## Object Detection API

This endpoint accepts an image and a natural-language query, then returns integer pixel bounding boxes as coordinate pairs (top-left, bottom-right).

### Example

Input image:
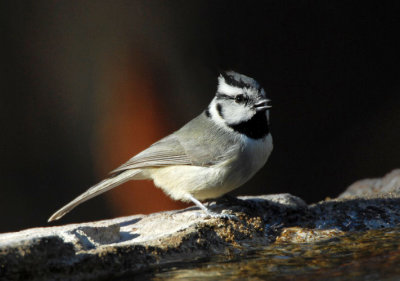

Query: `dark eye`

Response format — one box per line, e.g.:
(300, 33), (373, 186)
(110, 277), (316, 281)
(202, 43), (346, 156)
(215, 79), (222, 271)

(235, 94), (247, 103)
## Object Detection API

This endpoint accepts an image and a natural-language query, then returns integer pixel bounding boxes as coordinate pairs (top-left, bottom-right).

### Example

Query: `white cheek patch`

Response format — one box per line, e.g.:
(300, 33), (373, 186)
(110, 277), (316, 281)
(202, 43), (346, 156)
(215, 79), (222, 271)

(212, 75), (264, 127)
(210, 97), (256, 126)
(223, 104), (255, 125)
(209, 99), (230, 128)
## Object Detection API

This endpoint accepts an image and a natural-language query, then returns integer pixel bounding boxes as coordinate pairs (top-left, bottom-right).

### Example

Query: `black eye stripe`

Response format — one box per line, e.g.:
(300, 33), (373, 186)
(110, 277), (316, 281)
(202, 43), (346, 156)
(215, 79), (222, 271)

(216, 92), (249, 104)
(235, 94), (249, 103)
(216, 93), (234, 100)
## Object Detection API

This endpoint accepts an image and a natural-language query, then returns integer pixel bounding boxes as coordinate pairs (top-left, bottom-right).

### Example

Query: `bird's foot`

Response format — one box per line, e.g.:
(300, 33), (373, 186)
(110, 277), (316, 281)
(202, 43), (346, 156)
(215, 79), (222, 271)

(189, 210), (237, 220)
(185, 193), (237, 220)
(204, 210), (238, 220)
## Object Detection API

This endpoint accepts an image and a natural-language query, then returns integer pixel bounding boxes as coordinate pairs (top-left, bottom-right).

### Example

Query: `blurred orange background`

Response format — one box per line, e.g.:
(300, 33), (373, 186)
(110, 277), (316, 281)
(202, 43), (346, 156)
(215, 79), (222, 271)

(96, 54), (189, 215)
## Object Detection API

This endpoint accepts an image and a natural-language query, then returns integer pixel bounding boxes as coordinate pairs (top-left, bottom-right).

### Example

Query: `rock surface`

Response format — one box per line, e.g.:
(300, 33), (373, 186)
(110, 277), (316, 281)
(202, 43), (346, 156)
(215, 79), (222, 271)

(339, 169), (400, 198)
(1, 170), (400, 281)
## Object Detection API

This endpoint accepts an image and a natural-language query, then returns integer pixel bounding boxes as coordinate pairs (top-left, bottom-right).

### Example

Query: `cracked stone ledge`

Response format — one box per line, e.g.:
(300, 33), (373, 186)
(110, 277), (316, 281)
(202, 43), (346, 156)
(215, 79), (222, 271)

(1, 169), (400, 280)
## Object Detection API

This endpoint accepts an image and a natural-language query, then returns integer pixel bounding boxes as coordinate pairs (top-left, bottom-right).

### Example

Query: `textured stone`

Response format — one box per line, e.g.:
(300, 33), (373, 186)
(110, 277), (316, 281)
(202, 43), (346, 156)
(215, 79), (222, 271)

(275, 227), (345, 243)
(339, 169), (400, 198)
(0, 194), (304, 281)
(1, 170), (400, 280)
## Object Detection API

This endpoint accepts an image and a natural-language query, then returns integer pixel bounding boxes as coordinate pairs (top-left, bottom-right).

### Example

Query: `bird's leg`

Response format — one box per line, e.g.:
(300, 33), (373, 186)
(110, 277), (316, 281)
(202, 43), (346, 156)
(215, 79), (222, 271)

(186, 193), (210, 213)
(186, 194), (236, 220)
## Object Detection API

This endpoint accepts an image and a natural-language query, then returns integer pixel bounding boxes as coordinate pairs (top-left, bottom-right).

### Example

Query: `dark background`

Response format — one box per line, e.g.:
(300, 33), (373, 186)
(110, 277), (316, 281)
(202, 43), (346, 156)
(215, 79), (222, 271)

(2, 1), (400, 232)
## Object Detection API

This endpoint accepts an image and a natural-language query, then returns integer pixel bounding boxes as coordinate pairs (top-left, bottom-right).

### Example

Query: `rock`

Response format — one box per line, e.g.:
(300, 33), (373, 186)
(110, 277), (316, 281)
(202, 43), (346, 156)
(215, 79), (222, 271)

(275, 227), (346, 243)
(0, 194), (305, 281)
(310, 196), (400, 231)
(1, 170), (400, 280)
(239, 193), (308, 209)
(339, 169), (400, 198)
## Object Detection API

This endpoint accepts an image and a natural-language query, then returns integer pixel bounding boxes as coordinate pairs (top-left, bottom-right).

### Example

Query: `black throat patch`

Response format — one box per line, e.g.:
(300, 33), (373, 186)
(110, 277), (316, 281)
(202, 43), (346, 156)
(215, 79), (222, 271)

(229, 111), (269, 139)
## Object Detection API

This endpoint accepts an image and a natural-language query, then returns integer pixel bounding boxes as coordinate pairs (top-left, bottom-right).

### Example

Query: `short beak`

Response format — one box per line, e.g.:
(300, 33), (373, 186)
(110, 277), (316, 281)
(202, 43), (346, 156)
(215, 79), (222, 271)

(254, 99), (272, 112)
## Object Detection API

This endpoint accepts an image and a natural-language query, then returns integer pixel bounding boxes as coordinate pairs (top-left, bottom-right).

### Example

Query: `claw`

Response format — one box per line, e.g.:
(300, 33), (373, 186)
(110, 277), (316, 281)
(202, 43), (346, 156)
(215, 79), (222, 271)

(205, 211), (238, 220)
(186, 194), (237, 220)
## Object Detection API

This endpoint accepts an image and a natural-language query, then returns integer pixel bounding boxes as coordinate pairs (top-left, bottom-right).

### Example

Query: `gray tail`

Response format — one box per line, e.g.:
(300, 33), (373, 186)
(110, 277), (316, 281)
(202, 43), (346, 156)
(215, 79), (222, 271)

(48, 169), (141, 222)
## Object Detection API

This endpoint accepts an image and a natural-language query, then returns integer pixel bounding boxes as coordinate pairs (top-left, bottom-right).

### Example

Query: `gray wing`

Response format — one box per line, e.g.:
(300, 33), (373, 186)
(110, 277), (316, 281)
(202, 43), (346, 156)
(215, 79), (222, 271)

(111, 113), (239, 175)
(49, 113), (240, 222)
(110, 135), (193, 174)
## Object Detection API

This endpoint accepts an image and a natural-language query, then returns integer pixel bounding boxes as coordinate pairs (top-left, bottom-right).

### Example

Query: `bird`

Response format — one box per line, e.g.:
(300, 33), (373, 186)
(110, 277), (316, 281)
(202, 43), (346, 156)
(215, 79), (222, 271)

(48, 71), (273, 222)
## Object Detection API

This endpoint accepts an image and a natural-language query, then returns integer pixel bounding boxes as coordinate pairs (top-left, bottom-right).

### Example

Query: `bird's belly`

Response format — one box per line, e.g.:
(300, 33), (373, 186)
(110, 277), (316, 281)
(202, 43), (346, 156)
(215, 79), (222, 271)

(145, 134), (273, 202)
(145, 164), (237, 201)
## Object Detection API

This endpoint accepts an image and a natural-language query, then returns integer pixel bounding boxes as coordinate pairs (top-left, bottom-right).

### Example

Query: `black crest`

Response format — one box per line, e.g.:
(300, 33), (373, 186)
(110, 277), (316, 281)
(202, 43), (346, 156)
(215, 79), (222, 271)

(220, 71), (260, 90)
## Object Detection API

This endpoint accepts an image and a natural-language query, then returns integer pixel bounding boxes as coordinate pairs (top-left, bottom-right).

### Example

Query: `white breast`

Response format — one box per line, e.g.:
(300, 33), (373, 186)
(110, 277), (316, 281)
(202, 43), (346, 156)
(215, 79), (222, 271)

(144, 133), (273, 202)
(237, 133), (273, 182)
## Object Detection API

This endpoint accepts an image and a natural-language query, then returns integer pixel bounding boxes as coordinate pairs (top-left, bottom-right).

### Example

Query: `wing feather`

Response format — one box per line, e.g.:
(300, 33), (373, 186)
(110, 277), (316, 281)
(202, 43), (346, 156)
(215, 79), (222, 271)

(110, 113), (240, 175)
(110, 135), (192, 174)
